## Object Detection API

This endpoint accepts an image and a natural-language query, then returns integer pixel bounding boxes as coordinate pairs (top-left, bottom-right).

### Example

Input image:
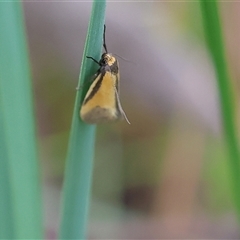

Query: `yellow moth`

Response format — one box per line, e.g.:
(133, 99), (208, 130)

(80, 25), (130, 124)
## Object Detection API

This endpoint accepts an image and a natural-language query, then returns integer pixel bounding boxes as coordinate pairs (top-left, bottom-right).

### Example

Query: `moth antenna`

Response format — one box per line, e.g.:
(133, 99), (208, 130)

(103, 24), (108, 53)
(113, 53), (135, 64)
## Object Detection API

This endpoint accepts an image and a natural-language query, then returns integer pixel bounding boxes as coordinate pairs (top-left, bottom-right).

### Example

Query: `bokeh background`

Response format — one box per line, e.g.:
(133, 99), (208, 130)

(23, 1), (240, 238)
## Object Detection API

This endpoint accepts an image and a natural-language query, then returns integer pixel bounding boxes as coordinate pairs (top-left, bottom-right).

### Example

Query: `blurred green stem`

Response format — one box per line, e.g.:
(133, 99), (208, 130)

(0, 2), (43, 238)
(200, 0), (240, 220)
(0, 116), (14, 239)
(59, 1), (106, 239)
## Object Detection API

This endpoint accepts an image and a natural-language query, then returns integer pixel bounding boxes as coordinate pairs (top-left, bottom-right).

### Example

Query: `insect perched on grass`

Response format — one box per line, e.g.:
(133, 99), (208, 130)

(80, 25), (130, 124)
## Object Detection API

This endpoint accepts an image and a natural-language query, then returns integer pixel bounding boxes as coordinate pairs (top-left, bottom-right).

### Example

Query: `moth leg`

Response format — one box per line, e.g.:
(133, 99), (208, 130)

(86, 56), (101, 66)
(114, 86), (130, 124)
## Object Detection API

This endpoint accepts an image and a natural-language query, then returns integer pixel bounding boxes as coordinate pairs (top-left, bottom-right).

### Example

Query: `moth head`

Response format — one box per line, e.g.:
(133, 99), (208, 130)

(100, 53), (116, 66)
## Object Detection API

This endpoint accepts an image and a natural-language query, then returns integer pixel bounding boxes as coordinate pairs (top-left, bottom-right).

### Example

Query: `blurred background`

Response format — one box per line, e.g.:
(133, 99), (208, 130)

(23, 1), (240, 239)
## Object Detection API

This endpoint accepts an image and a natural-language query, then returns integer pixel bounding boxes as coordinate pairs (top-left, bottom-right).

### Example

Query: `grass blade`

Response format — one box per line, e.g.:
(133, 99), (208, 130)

(200, 0), (240, 220)
(0, 2), (43, 238)
(0, 116), (14, 239)
(59, 0), (106, 238)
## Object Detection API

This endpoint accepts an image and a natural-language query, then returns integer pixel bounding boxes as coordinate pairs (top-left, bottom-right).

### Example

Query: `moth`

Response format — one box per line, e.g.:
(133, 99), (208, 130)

(80, 25), (130, 124)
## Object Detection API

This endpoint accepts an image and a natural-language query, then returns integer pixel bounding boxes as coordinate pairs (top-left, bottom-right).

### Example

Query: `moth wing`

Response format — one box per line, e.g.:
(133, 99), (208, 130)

(80, 71), (118, 123)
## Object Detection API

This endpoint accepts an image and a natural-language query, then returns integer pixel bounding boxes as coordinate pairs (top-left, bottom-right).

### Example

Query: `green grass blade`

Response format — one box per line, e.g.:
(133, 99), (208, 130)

(59, 0), (106, 238)
(0, 116), (14, 239)
(200, 0), (240, 220)
(0, 2), (43, 238)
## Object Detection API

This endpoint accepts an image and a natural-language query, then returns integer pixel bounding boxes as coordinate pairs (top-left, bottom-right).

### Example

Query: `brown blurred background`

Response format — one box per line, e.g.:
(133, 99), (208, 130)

(23, 1), (240, 239)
